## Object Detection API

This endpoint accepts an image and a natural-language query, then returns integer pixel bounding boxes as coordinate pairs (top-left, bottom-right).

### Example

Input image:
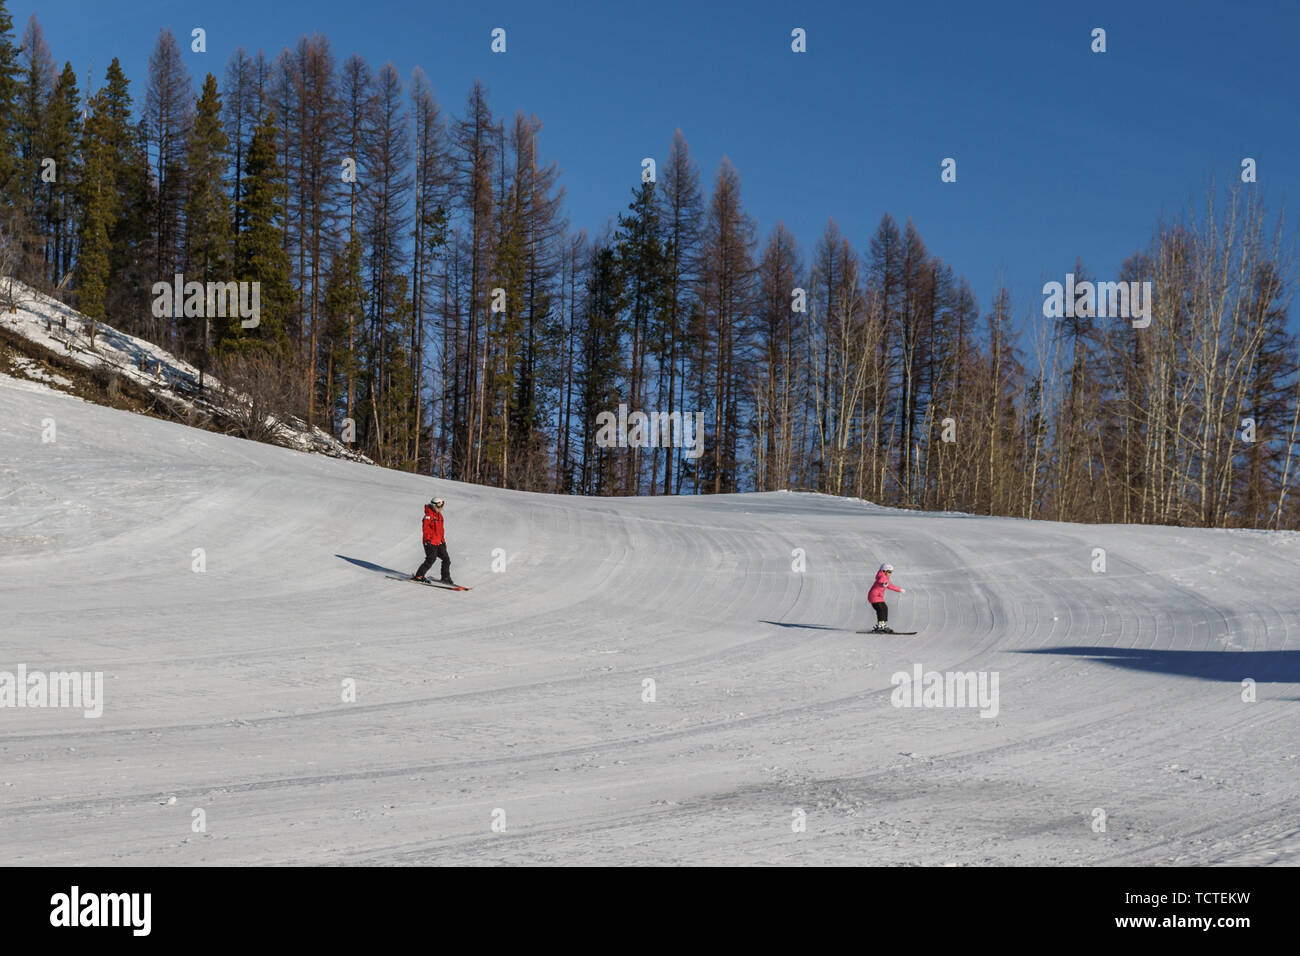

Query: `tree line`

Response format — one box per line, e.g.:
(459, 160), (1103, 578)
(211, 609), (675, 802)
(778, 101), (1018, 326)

(0, 7), (1296, 528)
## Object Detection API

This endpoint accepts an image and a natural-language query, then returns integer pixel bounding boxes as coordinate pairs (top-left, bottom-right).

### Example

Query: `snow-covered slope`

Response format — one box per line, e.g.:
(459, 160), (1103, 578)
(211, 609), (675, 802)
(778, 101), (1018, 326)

(2, 376), (1298, 866)
(0, 277), (367, 462)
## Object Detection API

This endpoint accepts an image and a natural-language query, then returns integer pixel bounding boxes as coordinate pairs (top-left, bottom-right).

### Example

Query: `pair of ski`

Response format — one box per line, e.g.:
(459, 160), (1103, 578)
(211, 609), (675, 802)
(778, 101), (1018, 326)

(386, 574), (472, 591)
(856, 628), (917, 635)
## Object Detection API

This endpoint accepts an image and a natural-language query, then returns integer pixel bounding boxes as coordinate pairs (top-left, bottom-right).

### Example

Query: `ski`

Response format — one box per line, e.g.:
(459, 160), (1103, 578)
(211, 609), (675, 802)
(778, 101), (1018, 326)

(856, 629), (917, 635)
(385, 574), (472, 591)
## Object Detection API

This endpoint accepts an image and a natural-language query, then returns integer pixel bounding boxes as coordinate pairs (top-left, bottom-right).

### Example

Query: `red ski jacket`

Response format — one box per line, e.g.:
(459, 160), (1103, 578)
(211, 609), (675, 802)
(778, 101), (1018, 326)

(868, 570), (901, 603)
(422, 505), (445, 546)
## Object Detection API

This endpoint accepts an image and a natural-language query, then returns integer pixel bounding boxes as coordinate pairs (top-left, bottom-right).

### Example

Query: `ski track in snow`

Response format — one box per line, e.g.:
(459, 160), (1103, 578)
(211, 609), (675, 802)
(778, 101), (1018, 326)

(2, 378), (1299, 866)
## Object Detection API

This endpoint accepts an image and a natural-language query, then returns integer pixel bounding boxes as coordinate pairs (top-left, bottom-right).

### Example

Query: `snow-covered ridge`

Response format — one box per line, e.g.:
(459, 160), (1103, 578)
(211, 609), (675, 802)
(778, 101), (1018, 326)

(0, 276), (370, 463)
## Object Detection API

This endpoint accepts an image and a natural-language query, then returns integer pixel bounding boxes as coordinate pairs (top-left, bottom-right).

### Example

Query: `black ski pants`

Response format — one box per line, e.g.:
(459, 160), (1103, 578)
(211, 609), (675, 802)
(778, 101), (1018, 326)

(417, 542), (451, 582)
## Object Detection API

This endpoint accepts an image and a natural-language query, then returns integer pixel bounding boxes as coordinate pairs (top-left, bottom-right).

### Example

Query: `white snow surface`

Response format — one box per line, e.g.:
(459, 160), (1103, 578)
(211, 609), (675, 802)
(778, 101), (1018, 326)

(3, 377), (1300, 866)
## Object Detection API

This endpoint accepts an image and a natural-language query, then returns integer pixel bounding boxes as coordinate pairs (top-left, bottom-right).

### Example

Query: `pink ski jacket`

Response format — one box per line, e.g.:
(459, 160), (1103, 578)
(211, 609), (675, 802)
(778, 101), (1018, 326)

(868, 570), (901, 603)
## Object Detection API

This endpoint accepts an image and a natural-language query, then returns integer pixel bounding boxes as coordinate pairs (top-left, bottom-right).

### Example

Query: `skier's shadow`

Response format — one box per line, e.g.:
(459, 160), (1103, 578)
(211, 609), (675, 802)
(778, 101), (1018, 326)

(760, 620), (842, 631)
(336, 554), (407, 577)
(1022, 646), (1300, 685)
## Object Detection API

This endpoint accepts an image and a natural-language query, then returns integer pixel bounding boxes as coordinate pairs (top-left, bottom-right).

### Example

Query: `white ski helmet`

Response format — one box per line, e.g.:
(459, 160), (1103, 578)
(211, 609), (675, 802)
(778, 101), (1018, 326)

(879, 563), (894, 573)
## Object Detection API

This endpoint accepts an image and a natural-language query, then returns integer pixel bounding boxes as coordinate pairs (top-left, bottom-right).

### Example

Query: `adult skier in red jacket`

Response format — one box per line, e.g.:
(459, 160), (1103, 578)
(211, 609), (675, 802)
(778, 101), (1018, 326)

(868, 563), (904, 632)
(413, 497), (454, 584)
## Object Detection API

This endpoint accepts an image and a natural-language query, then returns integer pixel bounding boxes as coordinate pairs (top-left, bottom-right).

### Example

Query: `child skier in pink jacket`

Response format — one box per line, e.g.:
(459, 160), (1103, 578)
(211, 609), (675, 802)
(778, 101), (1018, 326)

(868, 563), (904, 633)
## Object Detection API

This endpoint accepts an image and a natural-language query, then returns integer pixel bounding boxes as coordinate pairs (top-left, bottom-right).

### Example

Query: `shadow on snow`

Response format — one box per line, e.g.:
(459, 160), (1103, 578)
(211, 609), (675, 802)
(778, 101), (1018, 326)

(759, 620), (843, 631)
(1021, 646), (1300, 683)
(336, 553), (408, 577)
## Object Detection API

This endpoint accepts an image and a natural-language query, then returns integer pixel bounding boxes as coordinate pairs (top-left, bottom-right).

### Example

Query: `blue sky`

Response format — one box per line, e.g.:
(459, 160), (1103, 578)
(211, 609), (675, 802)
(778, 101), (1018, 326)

(18, 0), (1300, 325)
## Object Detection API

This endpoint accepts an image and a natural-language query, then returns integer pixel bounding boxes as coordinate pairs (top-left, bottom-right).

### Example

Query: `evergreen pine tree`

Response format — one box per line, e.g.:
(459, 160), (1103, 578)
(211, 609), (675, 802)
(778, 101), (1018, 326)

(184, 73), (232, 381)
(227, 111), (291, 355)
(323, 227), (366, 436)
(100, 58), (153, 333)
(578, 242), (625, 494)
(0, 0), (22, 207)
(40, 62), (81, 287)
(15, 16), (54, 283)
(186, 75), (231, 275)
(615, 179), (670, 493)
(75, 88), (116, 329)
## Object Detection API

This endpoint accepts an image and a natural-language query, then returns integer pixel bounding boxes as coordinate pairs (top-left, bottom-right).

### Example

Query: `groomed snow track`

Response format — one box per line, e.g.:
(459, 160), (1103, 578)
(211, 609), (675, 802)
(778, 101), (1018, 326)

(3, 378), (1298, 865)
